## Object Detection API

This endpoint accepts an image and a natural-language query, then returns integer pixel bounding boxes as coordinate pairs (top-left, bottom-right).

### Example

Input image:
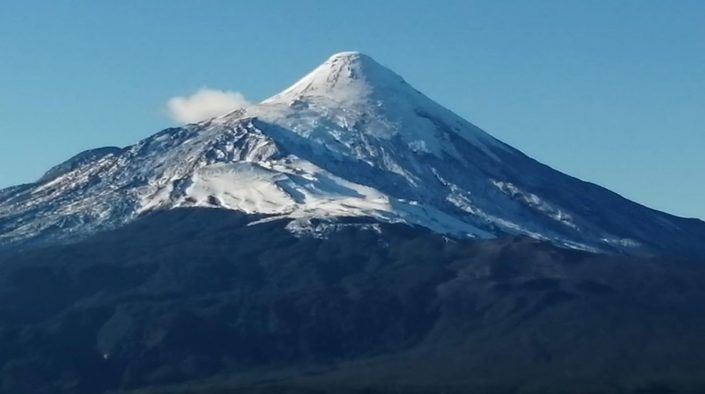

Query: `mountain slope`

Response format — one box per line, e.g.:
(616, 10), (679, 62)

(1, 51), (704, 257)
(1, 209), (705, 394)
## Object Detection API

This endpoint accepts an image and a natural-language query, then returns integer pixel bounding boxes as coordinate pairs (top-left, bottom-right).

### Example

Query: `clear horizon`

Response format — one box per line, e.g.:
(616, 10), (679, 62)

(1, 1), (704, 219)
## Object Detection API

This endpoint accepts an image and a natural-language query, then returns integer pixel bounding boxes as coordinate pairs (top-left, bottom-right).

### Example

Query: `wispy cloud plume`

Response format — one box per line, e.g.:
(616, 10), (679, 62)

(166, 88), (249, 124)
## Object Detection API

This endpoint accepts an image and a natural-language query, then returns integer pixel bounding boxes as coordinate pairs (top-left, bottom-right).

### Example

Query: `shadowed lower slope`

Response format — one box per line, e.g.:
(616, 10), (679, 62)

(1, 208), (705, 393)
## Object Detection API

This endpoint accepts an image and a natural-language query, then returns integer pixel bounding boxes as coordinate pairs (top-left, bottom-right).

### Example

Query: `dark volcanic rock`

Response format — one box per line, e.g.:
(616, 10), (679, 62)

(0, 209), (705, 393)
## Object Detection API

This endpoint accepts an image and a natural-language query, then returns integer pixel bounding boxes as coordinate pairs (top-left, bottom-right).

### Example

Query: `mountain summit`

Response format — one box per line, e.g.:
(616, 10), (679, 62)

(264, 51), (403, 101)
(1, 52), (704, 257)
(258, 51), (498, 154)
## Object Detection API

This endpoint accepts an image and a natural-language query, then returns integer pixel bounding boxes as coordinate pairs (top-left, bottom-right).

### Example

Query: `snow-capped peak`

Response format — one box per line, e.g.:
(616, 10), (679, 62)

(2, 52), (705, 258)
(263, 51), (410, 104)
(252, 51), (499, 160)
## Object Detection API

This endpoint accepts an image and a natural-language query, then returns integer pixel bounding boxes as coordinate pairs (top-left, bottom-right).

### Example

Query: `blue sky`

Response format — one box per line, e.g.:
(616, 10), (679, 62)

(1, 0), (703, 219)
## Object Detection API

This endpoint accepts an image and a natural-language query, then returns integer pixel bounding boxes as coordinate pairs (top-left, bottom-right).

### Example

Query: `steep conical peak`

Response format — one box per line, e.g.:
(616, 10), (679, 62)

(3, 50), (705, 260)
(263, 51), (409, 104)
(251, 51), (499, 158)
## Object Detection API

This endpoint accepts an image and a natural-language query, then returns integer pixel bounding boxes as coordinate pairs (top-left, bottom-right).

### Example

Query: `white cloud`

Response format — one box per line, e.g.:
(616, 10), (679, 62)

(166, 88), (249, 124)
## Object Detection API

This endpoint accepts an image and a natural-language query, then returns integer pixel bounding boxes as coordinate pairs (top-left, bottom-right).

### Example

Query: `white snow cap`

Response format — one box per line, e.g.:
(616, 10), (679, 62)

(4, 49), (694, 258)
(264, 51), (411, 104)
(255, 50), (497, 156)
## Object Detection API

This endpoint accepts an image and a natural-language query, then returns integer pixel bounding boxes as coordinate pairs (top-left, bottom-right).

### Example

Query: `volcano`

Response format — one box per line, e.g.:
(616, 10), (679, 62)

(2, 52), (703, 257)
